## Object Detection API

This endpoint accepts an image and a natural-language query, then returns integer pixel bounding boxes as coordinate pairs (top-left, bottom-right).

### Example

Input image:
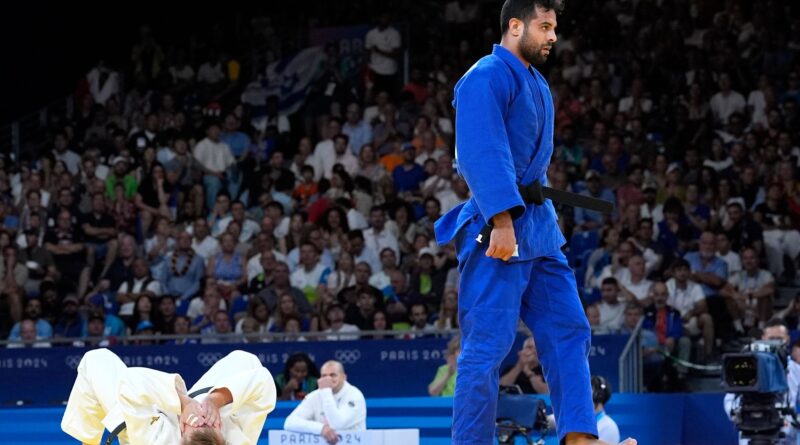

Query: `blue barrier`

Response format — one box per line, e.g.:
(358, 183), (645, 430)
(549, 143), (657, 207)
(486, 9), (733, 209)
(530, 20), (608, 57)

(0, 394), (738, 445)
(0, 336), (628, 404)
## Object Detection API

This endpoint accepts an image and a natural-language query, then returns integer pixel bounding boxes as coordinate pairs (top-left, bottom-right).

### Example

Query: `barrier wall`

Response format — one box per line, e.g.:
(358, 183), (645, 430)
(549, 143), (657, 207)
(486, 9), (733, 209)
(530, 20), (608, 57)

(0, 335), (628, 404)
(0, 394), (738, 445)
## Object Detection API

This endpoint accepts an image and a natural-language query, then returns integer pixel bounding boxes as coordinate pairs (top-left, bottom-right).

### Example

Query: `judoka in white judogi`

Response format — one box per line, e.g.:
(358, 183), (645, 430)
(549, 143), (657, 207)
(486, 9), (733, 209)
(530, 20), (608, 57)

(61, 349), (276, 445)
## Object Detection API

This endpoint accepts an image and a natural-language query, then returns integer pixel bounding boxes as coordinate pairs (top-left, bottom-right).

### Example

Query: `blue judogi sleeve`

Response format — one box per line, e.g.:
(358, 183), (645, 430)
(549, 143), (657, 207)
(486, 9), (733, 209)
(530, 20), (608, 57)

(454, 65), (525, 223)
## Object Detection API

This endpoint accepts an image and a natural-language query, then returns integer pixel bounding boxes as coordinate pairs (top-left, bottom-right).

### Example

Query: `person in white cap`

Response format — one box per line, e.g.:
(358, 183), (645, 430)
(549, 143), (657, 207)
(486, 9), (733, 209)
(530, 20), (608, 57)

(61, 349), (275, 445)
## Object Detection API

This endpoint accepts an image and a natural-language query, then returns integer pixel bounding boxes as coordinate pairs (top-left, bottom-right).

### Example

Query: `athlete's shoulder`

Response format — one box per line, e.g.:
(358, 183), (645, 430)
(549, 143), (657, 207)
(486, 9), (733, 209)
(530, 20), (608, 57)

(461, 54), (512, 82)
(456, 54), (514, 97)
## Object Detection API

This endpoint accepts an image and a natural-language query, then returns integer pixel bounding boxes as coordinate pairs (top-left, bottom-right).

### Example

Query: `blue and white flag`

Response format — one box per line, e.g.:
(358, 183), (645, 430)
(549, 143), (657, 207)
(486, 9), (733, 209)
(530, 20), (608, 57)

(264, 46), (327, 115)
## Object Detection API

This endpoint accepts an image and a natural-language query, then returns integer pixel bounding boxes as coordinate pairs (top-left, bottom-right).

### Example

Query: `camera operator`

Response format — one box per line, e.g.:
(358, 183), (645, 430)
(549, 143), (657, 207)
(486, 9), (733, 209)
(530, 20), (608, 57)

(724, 319), (800, 444)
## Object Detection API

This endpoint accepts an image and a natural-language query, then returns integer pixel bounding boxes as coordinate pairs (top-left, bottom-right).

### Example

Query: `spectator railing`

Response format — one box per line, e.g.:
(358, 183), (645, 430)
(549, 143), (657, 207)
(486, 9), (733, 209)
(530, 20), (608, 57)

(0, 95), (73, 162)
(618, 318), (644, 393)
(0, 328), (461, 347)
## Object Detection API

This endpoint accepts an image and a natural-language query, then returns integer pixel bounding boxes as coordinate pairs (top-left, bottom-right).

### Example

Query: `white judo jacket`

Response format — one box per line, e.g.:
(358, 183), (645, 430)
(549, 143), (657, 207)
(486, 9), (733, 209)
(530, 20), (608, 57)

(61, 349), (276, 445)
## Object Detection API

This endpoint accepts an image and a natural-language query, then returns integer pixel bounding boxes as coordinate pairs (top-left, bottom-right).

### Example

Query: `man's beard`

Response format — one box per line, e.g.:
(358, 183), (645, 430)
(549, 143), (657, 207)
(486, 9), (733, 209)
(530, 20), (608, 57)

(519, 28), (551, 65)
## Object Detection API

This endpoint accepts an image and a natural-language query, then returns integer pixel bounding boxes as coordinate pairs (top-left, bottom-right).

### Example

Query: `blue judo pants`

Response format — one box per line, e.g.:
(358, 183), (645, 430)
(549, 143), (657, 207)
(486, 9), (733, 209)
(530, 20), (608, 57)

(453, 224), (597, 444)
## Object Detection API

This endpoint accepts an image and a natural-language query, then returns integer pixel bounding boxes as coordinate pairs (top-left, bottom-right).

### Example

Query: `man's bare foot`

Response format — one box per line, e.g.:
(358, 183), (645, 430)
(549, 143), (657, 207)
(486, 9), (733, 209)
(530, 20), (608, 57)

(564, 432), (637, 445)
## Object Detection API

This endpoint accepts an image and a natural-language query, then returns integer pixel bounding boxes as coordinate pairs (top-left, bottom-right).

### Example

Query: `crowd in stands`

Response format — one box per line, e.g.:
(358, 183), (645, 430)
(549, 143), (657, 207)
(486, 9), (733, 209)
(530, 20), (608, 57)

(2, 0), (800, 393)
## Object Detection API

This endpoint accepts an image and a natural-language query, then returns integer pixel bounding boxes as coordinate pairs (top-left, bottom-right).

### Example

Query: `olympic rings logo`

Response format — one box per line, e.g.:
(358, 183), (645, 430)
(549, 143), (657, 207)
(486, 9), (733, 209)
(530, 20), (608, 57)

(334, 350), (361, 364)
(196, 352), (224, 367)
(65, 355), (82, 370)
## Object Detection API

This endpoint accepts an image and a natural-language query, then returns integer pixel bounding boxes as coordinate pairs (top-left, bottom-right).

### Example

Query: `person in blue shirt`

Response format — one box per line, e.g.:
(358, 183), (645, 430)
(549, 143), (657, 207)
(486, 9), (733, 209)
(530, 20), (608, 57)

(392, 144), (427, 193)
(434, 2), (632, 444)
(575, 170), (616, 232)
(53, 294), (85, 339)
(220, 114), (251, 158)
(8, 297), (52, 340)
(162, 231), (206, 315)
(642, 282), (689, 391)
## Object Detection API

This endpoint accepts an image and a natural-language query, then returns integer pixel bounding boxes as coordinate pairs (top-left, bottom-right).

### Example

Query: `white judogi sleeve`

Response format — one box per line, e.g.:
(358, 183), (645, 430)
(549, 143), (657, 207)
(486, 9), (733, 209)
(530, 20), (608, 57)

(190, 350), (277, 445)
(118, 367), (186, 445)
(61, 349), (130, 445)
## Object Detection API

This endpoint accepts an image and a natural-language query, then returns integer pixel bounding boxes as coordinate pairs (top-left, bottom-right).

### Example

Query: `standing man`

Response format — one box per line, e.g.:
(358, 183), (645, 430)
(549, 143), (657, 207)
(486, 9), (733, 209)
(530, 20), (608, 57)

(434, 2), (634, 444)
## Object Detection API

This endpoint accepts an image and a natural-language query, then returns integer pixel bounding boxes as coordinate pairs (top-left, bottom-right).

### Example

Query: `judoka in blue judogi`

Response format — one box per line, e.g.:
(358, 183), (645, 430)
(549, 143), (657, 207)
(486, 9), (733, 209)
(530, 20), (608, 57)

(434, 5), (599, 444)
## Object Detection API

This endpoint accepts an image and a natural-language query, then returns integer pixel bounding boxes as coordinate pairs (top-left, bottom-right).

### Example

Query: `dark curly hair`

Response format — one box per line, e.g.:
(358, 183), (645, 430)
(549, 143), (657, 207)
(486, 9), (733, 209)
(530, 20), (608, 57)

(500, 0), (565, 35)
(282, 352), (320, 379)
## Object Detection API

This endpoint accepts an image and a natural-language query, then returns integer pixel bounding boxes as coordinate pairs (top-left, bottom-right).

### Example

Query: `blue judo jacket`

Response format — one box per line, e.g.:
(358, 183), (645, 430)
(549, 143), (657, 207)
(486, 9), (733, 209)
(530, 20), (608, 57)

(434, 44), (565, 261)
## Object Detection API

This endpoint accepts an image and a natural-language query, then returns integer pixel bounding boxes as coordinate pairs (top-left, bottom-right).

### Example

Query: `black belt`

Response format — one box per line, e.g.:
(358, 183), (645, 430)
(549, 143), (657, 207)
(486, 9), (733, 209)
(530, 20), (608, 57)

(104, 386), (213, 445)
(475, 181), (614, 244)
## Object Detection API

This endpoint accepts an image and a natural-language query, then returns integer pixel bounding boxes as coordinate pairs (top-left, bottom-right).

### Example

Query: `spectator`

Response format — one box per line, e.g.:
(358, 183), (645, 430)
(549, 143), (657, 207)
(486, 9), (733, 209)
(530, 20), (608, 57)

(365, 13), (402, 95)
(187, 285), (227, 324)
(206, 232), (246, 301)
(715, 231), (742, 283)
(80, 192), (118, 278)
(271, 293), (311, 333)
(234, 297), (274, 335)
(499, 336), (549, 394)
(666, 259), (715, 360)
(52, 131), (82, 176)
(325, 251), (357, 297)
(363, 206), (399, 258)
(342, 103), (373, 158)
(53, 294), (84, 339)
(7, 318), (51, 348)
(347, 231), (380, 275)
(284, 360), (367, 441)
(193, 121), (239, 211)
(616, 255), (653, 305)
(407, 302), (435, 338)
(369, 247), (399, 295)
(721, 198), (764, 255)
(575, 170), (615, 231)
(44, 209), (90, 296)
(126, 293), (157, 336)
(392, 144), (426, 193)
(255, 260), (311, 316)
(710, 73), (746, 127)
(290, 242), (331, 305)
(754, 183), (800, 280)
(8, 297), (52, 341)
(726, 247), (776, 334)
(275, 352), (319, 401)
(322, 304), (360, 340)
(684, 231), (730, 336)
(167, 315), (197, 345)
(116, 258), (162, 319)
(154, 295), (177, 335)
(343, 289), (380, 331)
(593, 278), (625, 334)
(201, 310), (233, 344)
(191, 217), (220, 264)
(162, 231), (205, 313)
(134, 163), (172, 233)
(642, 282), (690, 386)
(434, 289), (458, 330)
(429, 335), (460, 396)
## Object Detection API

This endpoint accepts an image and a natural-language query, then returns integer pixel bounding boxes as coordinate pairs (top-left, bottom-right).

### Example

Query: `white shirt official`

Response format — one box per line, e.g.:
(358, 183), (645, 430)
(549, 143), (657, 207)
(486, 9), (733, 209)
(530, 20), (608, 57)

(284, 381), (367, 435)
